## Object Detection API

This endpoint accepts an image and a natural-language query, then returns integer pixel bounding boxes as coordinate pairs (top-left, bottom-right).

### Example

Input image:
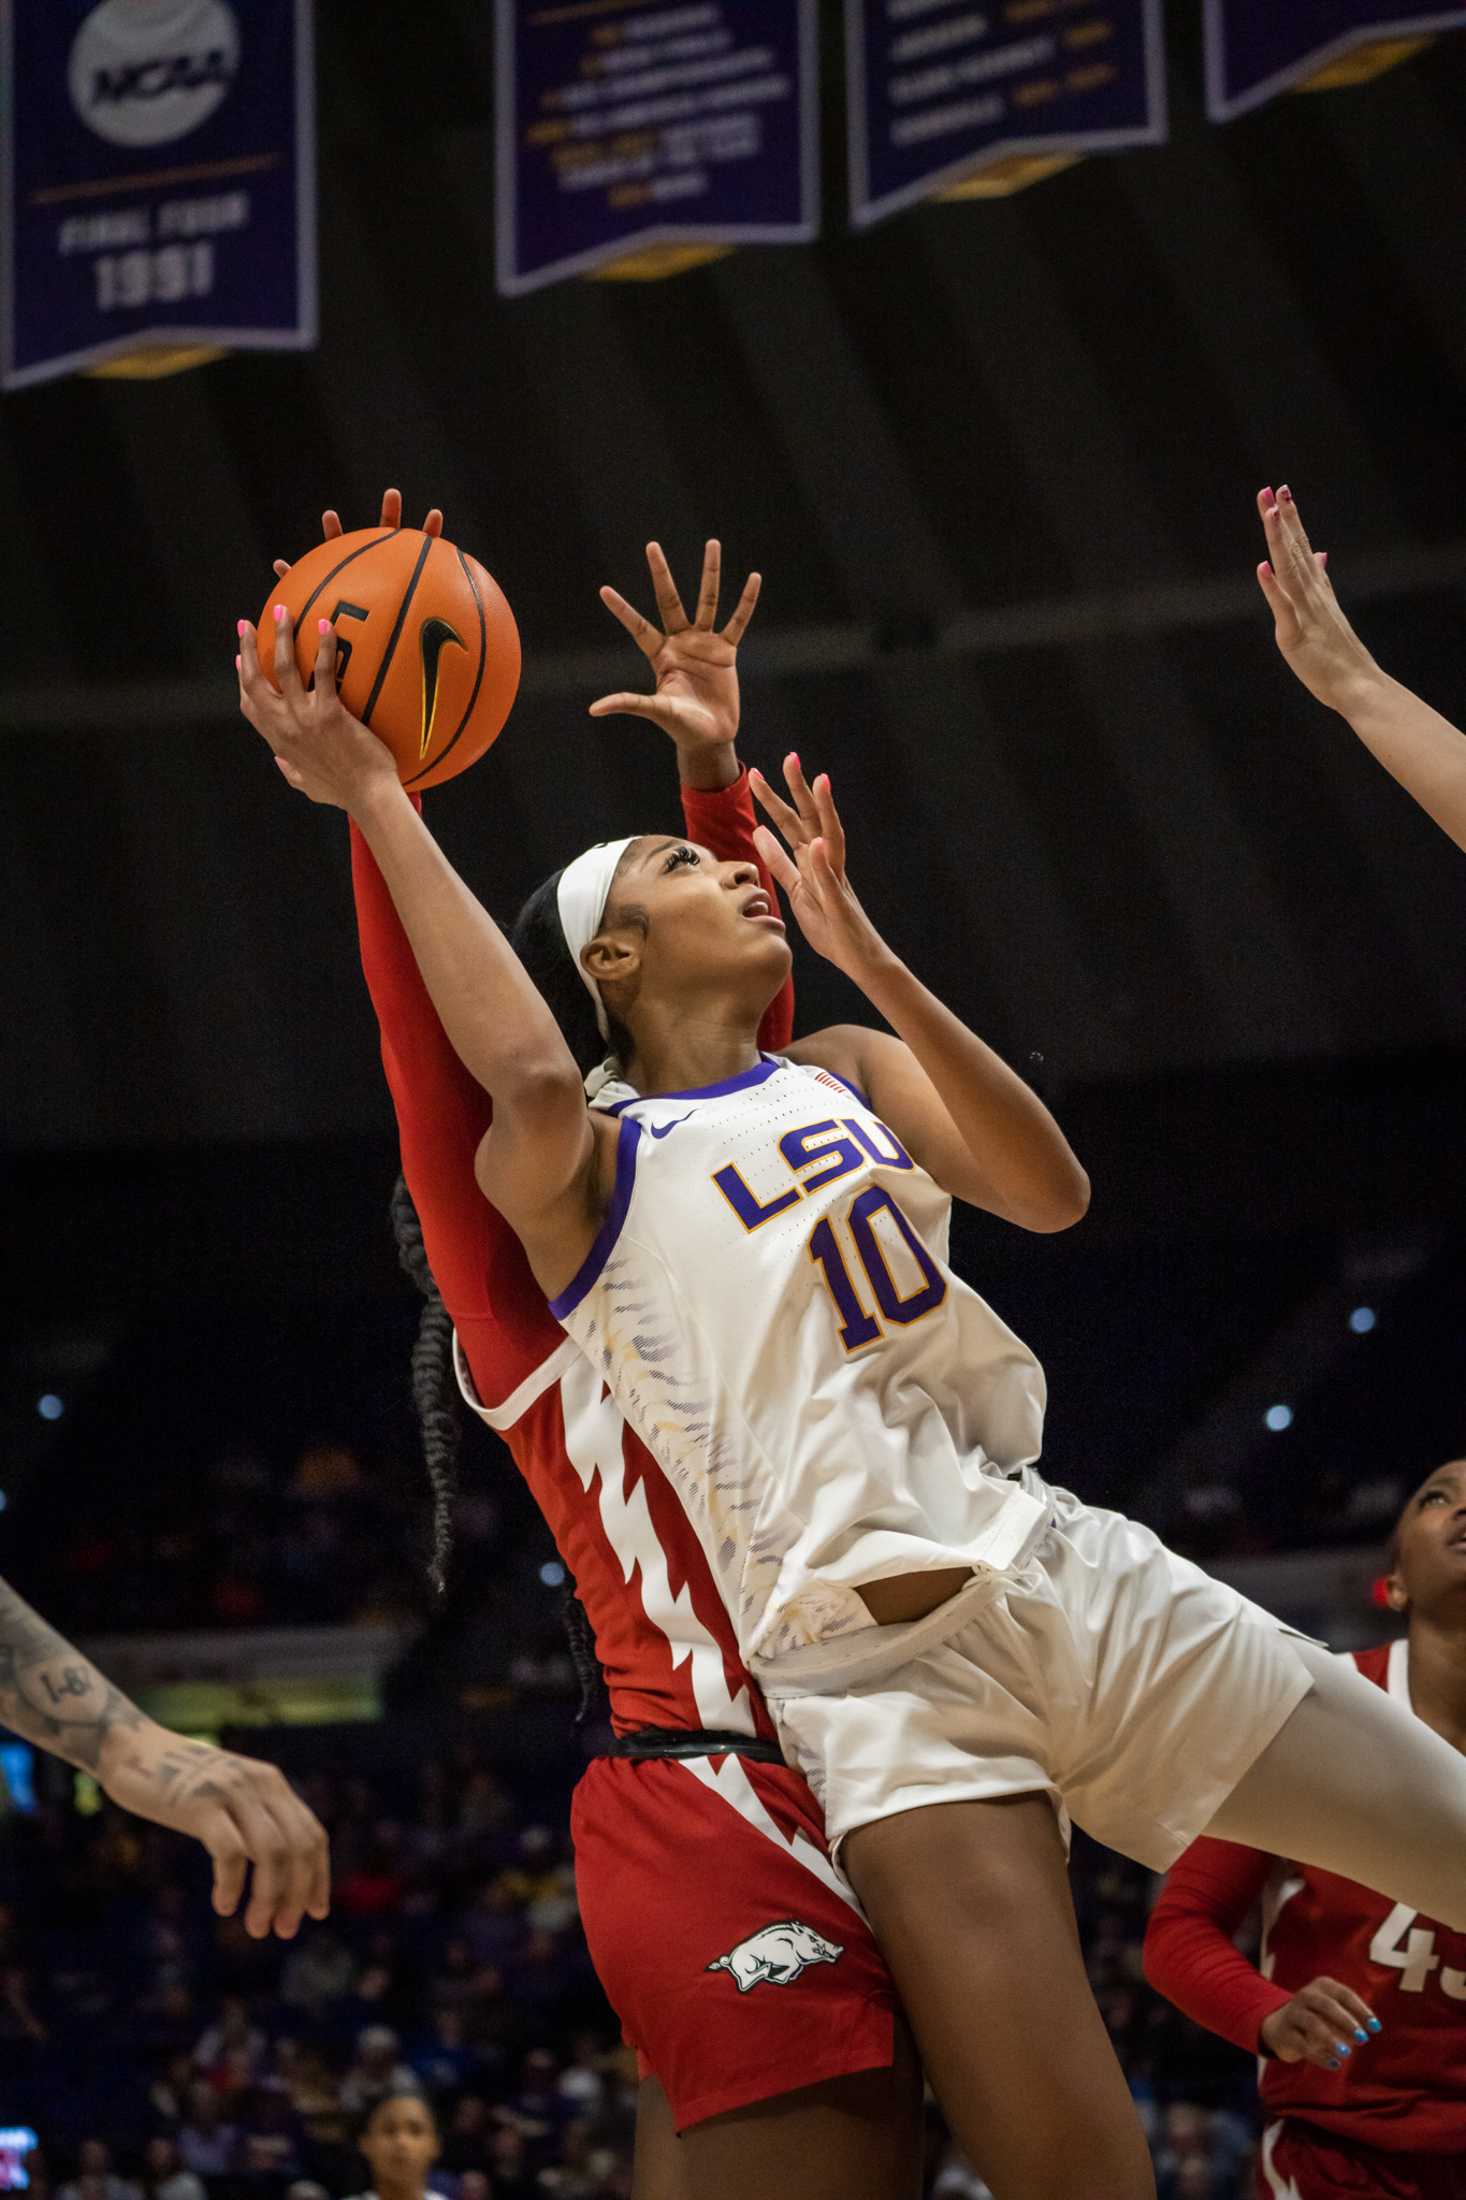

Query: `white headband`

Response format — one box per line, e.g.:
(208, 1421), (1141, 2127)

(556, 836), (638, 1043)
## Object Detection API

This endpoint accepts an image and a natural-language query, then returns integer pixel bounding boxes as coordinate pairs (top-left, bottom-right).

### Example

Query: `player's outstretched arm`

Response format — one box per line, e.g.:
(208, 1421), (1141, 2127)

(1258, 485), (1466, 856)
(594, 537), (793, 1051)
(1144, 1835), (1378, 2071)
(237, 614), (608, 1296)
(752, 758), (1088, 1234)
(0, 1572), (329, 1940)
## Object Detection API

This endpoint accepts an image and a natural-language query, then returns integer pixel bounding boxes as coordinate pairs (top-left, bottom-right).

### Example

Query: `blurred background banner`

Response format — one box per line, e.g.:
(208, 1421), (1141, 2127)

(1204, 1), (1466, 122)
(1, 0), (316, 391)
(845, 0), (1167, 228)
(493, 0), (819, 296)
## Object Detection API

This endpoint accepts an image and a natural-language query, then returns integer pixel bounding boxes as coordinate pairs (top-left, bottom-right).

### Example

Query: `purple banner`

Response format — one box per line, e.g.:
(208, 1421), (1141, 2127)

(2, 0), (315, 391)
(846, 0), (1167, 230)
(1205, 1), (1466, 121)
(495, 0), (818, 297)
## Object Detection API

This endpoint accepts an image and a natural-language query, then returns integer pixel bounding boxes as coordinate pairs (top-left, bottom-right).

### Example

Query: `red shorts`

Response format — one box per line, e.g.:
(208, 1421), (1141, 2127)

(571, 1751), (898, 2131)
(1258, 2120), (1466, 2199)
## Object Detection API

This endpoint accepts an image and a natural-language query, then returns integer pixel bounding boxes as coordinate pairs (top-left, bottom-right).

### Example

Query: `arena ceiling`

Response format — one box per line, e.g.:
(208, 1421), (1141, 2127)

(4, 3), (1466, 1152)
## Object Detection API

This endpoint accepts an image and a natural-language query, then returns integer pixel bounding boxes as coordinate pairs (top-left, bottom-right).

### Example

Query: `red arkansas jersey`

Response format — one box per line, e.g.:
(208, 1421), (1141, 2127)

(350, 776), (793, 1740)
(1146, 1642), (1466, 2155)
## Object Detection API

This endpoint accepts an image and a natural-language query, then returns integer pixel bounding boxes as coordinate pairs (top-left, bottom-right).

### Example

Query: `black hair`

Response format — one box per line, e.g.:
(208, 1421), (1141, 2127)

(509, 864), (638, 1078)
(389, 1174), (607, 1722)
(351, 2086), (436, 2147)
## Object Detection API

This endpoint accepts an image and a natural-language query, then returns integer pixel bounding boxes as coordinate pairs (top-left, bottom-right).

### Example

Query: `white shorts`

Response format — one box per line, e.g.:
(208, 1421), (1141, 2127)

(765, 1476), (1316, 1872)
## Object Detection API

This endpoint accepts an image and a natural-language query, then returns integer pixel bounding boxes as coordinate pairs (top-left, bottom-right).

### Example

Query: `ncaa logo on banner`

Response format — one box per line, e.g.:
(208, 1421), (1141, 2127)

(68, 0), (241, 149)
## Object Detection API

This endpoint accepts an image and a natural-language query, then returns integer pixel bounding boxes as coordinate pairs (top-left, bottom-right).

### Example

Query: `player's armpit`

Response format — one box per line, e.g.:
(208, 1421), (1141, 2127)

(473, 1100), (612, 1303)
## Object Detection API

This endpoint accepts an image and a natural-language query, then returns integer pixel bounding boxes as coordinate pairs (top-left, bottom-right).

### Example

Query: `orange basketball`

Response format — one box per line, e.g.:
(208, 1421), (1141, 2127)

(258, 526), (520, 790)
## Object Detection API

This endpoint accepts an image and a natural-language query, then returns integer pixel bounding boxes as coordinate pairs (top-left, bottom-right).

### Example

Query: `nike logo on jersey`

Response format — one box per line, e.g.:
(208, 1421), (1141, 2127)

(648, 1115), (693, 1139)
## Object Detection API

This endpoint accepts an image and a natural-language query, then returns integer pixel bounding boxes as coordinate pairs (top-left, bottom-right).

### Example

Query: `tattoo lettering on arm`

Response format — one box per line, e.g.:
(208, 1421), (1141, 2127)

(0, 1575), (146, 1773)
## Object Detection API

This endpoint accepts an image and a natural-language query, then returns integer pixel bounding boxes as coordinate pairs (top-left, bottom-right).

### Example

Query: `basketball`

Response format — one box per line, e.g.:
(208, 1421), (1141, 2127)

(257, 525), (520, 790)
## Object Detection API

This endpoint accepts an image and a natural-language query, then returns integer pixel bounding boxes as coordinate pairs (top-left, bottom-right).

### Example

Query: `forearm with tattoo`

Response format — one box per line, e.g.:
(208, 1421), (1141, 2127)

(0, 1574), (146, 1772)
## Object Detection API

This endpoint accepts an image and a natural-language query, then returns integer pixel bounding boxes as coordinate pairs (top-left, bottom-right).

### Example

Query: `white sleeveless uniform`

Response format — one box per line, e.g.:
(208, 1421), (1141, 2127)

(553, 1053), (1316, 1868)
(550, 1053), (1049, 1675)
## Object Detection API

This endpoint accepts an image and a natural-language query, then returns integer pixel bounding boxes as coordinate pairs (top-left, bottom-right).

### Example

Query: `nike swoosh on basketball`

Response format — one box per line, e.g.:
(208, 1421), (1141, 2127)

(418, 615), (466, 759)
(649, 1115), (693, 1139)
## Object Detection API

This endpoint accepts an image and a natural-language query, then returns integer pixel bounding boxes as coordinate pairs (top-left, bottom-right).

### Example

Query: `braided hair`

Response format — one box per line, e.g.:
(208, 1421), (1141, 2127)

(389, 1172), (607, 1722)
(390, 1174), (460, 1597)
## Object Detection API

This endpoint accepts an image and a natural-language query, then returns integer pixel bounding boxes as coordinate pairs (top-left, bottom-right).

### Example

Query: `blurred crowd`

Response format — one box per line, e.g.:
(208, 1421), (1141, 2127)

(0, 1740), (1267, 2199)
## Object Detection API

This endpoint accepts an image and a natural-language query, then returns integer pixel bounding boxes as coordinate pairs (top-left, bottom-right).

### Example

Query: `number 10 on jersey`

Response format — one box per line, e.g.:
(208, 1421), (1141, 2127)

(808, 1187), (947, 1353)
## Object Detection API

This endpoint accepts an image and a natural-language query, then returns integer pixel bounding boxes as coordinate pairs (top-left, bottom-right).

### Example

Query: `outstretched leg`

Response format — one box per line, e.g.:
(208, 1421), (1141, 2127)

(1206, 1637), (1466, 1928)
(843, 1794), (1155, 2200)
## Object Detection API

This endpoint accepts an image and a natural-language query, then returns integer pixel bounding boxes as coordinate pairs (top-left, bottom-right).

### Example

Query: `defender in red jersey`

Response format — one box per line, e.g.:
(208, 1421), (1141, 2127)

(1145, 1457), (1466, 2199)
(339, 511), (916, 2196)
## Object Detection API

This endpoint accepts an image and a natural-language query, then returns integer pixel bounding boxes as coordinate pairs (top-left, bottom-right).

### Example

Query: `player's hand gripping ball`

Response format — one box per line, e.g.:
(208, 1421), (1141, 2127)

(257, 525), (520, 789)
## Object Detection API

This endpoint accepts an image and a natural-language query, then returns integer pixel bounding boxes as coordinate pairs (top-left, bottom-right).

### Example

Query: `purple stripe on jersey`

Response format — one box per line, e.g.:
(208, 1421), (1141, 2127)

(549, 1115), (643, 1320)
(603, 1055), (781, 1115)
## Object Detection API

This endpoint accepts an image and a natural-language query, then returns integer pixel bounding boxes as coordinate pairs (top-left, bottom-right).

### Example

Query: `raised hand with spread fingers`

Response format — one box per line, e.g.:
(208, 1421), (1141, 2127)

(1255, 483), (1466, 857)
(591, 539), (760, 791)
(748, 754), (884, 982)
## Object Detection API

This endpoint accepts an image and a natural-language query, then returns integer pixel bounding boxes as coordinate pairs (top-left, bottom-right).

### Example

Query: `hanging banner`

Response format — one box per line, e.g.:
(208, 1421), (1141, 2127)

(846, 0), (1167, 229)
(1, 0), (316, 391)
(1205, 3), (1466, 121)
(496, 0), (818, 296)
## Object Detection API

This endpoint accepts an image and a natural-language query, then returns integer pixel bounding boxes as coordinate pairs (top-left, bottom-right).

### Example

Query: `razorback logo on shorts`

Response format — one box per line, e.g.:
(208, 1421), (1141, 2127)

(706, 1919), (845, 1992)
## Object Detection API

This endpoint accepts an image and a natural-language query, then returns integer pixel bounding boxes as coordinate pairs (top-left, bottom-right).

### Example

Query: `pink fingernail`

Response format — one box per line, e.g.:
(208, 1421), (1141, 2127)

(1261, 487), (1275, 508)
(236, 617), (247, 637)
(1259, 561), (1273, 579)
(234, 653), (242, 671)
(274, 603), (287, 624)
(1319, 552), (1329, 569)
(317, 617), (330, 635)
(1279, 484), (1293, 503)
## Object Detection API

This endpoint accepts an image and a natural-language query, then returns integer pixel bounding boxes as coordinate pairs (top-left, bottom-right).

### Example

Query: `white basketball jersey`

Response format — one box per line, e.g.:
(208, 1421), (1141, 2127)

(549, 1053), (1051, 1682)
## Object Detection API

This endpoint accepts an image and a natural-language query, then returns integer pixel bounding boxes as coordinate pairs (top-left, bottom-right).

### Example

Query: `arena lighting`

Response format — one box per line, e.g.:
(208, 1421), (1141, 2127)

(1348, 1305), (1378, 1334)
(539, 1559), (567, 1588)
(35, 1393), (62, 1421)
(1264, 1404), (1294, 1432)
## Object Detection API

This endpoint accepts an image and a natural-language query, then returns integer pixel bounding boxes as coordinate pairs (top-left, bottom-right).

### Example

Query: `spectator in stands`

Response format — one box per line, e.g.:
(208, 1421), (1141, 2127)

(409, 2006), (480, 2098)
(342, 2090), (448, 2200)
(340, 2026), (418, 2118)
(279, 1927), (356, 2018)
(138, 2136), (203, 2200)
(194, 1993), (267, 2087)
(56, 2141), (139, 2200)
(439, 2096), (490, 2175)
(145, 2051), (197, 2128)
(176, 2081), (240, 2179)
(236, 2086), (304, 2182)
(487, 2127), (535, 2200)
(535, 2119), (618, 2198)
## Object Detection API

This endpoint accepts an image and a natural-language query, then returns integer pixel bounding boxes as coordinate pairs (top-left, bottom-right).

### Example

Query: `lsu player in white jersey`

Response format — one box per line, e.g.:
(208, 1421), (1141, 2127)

(240, 565), (1466, 2200)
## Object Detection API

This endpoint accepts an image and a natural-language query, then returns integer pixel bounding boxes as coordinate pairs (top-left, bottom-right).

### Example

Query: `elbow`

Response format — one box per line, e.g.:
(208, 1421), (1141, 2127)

(1022, 1163), (1091, 1235)
(498, 1054), (586, 1118)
